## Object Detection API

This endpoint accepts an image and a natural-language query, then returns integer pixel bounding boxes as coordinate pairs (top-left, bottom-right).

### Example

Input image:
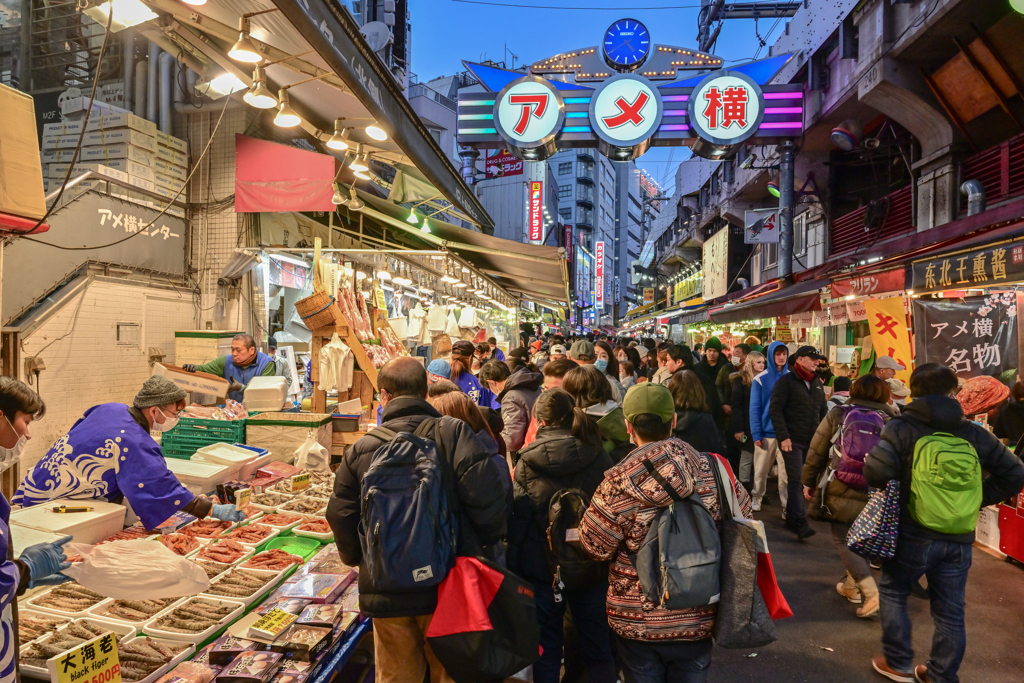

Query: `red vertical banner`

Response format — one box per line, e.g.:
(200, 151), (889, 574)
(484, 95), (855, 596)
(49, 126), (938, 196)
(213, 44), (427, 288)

(529, 181), (543, 241)
(595, 240), (605, 306)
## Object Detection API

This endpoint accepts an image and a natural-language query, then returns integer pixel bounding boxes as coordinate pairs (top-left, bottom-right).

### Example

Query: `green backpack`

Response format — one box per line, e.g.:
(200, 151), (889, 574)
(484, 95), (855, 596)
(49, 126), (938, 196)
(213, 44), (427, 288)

(909, 432), (983, 535)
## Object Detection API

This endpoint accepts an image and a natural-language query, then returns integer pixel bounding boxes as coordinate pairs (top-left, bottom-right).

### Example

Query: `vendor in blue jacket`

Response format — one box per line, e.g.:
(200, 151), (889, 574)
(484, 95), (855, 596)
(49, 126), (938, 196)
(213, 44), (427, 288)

(182, 333), (274, 402)
(748, 340), (790, 513)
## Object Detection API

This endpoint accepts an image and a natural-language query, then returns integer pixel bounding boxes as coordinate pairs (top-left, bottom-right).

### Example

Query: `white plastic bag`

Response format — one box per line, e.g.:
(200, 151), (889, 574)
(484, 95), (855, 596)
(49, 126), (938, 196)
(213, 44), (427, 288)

(294, 431), (329, 471)
(62, 539), (210, 599)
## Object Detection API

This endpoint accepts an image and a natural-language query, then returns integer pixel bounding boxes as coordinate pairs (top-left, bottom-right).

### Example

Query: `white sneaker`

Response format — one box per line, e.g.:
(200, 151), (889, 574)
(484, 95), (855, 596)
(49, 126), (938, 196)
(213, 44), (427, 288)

(781, 510), (787, 520)
(752, 498), (762, 512)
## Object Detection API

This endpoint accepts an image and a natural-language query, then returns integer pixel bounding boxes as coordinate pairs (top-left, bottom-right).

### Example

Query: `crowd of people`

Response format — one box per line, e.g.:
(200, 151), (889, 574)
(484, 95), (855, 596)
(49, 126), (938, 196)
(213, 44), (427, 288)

(324, 330), (1024, 683)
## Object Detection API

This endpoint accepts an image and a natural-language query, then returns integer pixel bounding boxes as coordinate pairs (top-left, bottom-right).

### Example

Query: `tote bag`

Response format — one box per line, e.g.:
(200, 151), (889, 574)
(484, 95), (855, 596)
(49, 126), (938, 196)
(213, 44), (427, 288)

(847, 480), (900, 560)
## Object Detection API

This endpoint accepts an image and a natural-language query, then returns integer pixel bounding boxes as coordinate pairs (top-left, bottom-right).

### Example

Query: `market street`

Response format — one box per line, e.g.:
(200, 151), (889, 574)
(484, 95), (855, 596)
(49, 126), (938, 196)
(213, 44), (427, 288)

(709, 497), (1024, 682)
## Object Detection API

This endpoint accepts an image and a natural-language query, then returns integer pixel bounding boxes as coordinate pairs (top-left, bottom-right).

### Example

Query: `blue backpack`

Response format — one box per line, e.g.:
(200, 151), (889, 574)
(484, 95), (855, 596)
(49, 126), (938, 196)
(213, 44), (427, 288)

(359, 418), (458, 591)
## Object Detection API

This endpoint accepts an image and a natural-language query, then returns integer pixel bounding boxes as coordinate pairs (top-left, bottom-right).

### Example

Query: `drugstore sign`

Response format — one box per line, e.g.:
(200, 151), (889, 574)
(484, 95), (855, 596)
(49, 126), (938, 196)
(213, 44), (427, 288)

(528, 181), (543, 242)
(595, 241), (605, 306)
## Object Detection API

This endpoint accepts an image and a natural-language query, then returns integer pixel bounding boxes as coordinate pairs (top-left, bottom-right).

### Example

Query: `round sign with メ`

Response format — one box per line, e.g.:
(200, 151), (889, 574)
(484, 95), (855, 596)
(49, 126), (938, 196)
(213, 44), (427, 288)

(493, 76), (565, 158)
(687, 70), (765, 146)
(589, 73), (663, 155)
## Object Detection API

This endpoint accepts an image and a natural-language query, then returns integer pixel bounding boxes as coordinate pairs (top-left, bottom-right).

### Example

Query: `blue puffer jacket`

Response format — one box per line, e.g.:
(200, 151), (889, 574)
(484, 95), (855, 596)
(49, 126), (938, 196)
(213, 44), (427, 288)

(749, 341), (788, 442)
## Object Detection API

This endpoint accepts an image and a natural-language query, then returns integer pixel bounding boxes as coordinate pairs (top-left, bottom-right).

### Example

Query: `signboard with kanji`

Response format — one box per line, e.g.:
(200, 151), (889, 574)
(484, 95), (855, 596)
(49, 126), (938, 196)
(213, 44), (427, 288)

(911, 240), (1024, 294)
(673, 277), (701, 303)
(863, 297), (914, 384)
(913, 294), (1020, 384)
(47, 631), (121, 683)
(703, 226), (729, 300)
(643, 287), (654, 304)
(744, 207), (779, 244)
(832, 267), (906, 298)
(687, 71), (765, 146)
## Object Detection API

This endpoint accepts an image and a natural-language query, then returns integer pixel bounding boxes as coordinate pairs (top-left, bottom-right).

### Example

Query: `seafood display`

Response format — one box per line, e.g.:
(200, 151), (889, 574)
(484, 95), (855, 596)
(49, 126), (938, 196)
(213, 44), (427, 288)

(239, 507), (261, 520)
(21, 621), (129, 666)
(205, 569), (275, 599)
(160, 528), (200, 556)
(18, 614), (70, 645)
(150, 598), (238, 634)
(119, 638), (191, 682)
(98, 597), (178, 622)
(252, 492), (292, 506)
(190, 520), (232, 539)
(259, 513), (303, 527)
(242, 550), (303, 571)
(30, 582), (106, 613)
(308, 485), (332, 498)
(155, 661), (216, 683)
(103, 525), (155, 543)
(280, 497), (326, 515)
(183, 400), (247, 421)
(304, 470), (334, 486)
(220, 524), (275, 544)
(286, 628), (326, 645)
(266, 480), (299, 495)
(191, 559), (230, 580)
(296, 519), (331, 534)
(197, 540), (248, 564)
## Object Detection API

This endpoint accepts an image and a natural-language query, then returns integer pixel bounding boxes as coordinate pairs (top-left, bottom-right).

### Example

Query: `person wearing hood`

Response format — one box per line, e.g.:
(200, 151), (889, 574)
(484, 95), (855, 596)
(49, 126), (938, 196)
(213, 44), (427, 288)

(828, 376), (852, 410)
(479, 359), (543, 462)
(594, 340), (626, 405)
(864, 363), (1024, 683)
(432, 390), (512, 492)
(449, 340), (498, 410)
(563, 365), (633, 463)
(507, 389), (616, 683)
(667, 370), (726, 454)
(674, 344), (726, 432)
(749, 341), (791, 512)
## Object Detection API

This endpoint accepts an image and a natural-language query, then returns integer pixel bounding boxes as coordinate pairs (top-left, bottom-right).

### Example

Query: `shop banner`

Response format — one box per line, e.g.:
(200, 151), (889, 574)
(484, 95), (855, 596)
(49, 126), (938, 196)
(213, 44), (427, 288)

(673, 277), (702, 303)
(486, 149), (524, 178)
(913, 293), (1019, 384)
(528, 181), (543, 242)
(847, 297), (868, 321)
(813, 309), (829, 327)
(703, 227), (729, 300)
(234, 134), (336, 212)
(595, 241), (605, 307)
(790, 311), (814, 328)
(864, 297), (914, 383)
(828, 301), (849, 326)
(832, 267), (906, 298)
(644, 287), (654, 304)
(911, 239), (1024, 294)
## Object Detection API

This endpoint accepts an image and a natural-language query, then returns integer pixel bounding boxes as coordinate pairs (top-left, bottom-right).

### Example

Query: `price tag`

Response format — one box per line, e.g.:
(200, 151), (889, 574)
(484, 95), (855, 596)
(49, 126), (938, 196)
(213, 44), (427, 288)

(290, 473), (311, 494)
(234, 488), (251, 511)
(565, 528), (580, 542)
(248, 608), (298, 640)
(47, 631), (121, 683)
(373, 282), (387, 310)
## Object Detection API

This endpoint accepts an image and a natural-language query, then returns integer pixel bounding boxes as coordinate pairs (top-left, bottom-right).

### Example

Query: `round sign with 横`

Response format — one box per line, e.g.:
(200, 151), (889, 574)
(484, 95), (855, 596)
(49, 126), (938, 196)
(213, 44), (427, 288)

(687, 70), (765, 146)
(588, 73), (663, 160)
(493, 76), (565, 161)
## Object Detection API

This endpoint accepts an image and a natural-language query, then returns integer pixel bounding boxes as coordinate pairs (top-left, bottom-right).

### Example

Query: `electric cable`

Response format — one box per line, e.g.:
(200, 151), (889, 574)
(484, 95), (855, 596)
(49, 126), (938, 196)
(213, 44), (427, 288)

(451, 0), (702, 8)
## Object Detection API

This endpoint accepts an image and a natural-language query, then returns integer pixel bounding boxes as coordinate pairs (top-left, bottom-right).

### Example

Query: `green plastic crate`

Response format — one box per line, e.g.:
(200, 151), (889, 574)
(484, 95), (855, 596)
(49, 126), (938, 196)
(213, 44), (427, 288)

(160, 413), (253, 459)
(263, 536), (321, 561)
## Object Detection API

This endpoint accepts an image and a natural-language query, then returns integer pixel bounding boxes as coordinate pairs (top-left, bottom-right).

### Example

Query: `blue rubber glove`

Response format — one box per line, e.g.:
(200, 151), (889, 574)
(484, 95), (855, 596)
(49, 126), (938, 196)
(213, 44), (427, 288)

(211, 504), (246, 523)
(19, 535), (73, 588)
(30, 573), (73, 587)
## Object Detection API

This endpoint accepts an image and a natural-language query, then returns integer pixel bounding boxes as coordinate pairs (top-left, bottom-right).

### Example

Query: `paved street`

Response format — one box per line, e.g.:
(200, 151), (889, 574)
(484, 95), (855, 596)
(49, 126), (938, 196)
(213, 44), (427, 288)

(708, 496), (1024, 682)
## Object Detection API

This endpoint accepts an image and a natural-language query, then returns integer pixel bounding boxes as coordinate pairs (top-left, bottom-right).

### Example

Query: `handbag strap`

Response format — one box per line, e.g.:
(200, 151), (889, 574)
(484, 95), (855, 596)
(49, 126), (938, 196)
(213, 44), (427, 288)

(642, 459), (684, 503)
(705, 452), (735, 520)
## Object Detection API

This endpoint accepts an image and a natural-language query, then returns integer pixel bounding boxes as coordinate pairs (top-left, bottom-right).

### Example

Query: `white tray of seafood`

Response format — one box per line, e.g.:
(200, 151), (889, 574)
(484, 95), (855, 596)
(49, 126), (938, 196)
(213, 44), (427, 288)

(200, 566), (283, 607)
(20, 618), (136, 677)
(143, 596), (245, 643)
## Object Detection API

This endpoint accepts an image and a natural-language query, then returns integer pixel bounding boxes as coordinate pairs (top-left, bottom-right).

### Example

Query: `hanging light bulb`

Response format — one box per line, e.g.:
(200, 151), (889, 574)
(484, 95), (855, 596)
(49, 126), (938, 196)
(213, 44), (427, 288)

(243, 66), (277, 108)
(326, 119), (350, 151)
(229, 18), (262, 63)
(353, 170), (371, 180)
(420, 219), (431, 234)
(349, 151), (369, 172)
(355, 270), (367, 280)
(365, 123), (388, 140)
(331, 182), (346, 205)
(347, 185), (365, 211)
(376, 266), (392, 281)
(274, 90), (301, 127)
(406, 208), (418, 224)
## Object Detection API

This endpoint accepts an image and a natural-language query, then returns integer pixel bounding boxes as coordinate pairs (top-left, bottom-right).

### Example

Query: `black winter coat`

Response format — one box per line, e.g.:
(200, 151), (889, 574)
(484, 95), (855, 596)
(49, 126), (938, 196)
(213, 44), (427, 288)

(865, 394), (1024, 544)
(672, 410), (726, 455)
(994, 401), (1024, 447)
(729, 376), (752, 446)
(326, 397), (509, 618)
(506, 426), (613, 585)
(768, 371), (827, 447)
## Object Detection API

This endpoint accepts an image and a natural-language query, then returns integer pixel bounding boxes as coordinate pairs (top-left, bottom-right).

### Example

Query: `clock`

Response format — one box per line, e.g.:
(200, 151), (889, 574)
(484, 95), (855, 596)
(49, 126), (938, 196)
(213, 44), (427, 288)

(602, 18), (651, 72)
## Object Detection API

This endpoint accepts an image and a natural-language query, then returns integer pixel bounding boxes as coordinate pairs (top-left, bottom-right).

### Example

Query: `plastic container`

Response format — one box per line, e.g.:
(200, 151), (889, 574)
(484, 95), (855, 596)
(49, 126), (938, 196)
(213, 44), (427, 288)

(291, 524), (334, 542)
(162, 413), (250, 459)
(26, 589), (111, 619)
(217, 524), (279, 549)
(120, 635), (196, 683)
(238, 447), (273, 480)
(257, 514), (306, 533)
(163, 458), (235, 496)
(192, 442), (259, 467)
(18, 618), (137, 678)
(279, 497), (327, 517)
(261, 536), (321, 561)
(196, 541), (255, 567)
(143, 597), (245, 643)
(243, 376), (288, 412)
(87, 597), (187, 626)
(240, 549), (304, 571)
(10, 522), (76, 557)
(201, 566), (283, 607)
(10, 499), (127, 544)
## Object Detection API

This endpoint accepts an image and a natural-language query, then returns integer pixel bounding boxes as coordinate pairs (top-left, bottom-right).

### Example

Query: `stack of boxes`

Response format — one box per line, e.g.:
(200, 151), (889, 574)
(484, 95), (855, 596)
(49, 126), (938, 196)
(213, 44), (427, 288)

(42, 108), (189, 218)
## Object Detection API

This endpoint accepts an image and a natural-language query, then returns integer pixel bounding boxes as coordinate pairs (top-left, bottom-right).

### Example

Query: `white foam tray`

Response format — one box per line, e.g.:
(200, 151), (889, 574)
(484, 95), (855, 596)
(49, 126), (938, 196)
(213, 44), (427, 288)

(19, 618), (137, 677)
(86, 596), (187, 627)
(143, 597), (245, 643)
(216, 524), (279, 549)
(279, 497), (328, 517)
(256, 514), (306, 533)
(16, 609), (72, 647)
(25, 587), (111, 619)
(239, 549), (304, 572)
(200, 566), (283, 608)
(195, 541), (255, 567)
(120, 636), (196, 683)
(291, 524), (333, 542)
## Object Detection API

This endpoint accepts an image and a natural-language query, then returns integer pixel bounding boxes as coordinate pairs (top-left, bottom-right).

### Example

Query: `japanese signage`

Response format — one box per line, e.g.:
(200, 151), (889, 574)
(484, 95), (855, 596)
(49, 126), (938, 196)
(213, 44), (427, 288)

(614, 276), (621, 304)
(595, 241), (605, 306)
(863, 297), (914, 384)
(833, 267), (906, 298)
(687, 71), (765, 146)
(744, 207), (779, 244)
(589, 73), (664, 158)
(644, 287), (654, 304)
(639, 173), (662, 210)
(847, 297), (868, 322)
(913, 294), (1020, 384)
(528, 181), (543, 242)
(827, 301), (849, 326)
(493, 76), (565, 159)
(47, 631), (121, 683)
(911, 239), (1024, 294)
(564, 225), (573, 263)
(703, 226), (729, 300)
(97, 208), (181, 241)
(234, 487), (251, 511)
(673, 277), (702, 303)
(485, 149), (523, 178)
(290, 472), (311, 493)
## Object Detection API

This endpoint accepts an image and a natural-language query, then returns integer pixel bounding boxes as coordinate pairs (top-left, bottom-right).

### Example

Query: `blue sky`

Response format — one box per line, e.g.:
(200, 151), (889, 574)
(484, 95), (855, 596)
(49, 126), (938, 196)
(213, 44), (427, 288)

(410, 0), (789, 193)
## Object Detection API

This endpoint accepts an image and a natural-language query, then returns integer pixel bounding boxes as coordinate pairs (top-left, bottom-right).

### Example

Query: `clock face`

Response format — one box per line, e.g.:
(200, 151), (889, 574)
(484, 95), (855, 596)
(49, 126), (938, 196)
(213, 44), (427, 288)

(602, 18), (650, 72)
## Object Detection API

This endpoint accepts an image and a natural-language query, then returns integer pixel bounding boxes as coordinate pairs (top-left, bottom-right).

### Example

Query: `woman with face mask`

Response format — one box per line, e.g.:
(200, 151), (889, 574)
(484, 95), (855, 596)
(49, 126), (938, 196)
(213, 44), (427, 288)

(15, 376), (246, 530)
(594, 341), (625, 406)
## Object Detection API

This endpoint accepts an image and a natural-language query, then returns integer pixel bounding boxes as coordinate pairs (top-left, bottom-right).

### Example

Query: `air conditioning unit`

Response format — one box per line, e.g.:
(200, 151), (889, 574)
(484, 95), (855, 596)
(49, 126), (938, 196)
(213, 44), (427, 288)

(384, 12), (395, 26)
(384, 0), (395, 10)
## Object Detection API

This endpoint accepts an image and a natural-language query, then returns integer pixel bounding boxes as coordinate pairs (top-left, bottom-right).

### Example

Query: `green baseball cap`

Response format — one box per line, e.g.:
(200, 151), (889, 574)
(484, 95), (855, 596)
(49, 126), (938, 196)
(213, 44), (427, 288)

(623, 382), (676, 424)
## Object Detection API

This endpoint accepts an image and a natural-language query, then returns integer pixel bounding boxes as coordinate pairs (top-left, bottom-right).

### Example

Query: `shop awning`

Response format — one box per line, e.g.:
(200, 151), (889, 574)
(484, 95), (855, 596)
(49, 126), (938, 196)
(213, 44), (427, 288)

(709, 277), (827, 324)
(623, 300), (658, 319)
(679, 307), (710, 325)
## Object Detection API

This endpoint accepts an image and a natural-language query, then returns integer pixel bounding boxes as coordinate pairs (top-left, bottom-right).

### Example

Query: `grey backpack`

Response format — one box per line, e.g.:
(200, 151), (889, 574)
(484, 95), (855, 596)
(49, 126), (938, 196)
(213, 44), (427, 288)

(634, 455), (722, 610)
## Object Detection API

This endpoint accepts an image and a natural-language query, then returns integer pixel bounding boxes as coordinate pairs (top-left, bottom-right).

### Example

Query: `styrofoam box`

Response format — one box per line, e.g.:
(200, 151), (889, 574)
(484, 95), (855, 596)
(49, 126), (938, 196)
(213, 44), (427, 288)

(84, 128), (156, 153)
(201, 566), (283, 607)
(41, 149), (80, 164)
(120, 635), (196, 683)
(156, 130), (187, 153)
(144, 597), (245, 643)
(152, 185), (186, 206)
(18, 617), (137, 678)
(80, 143), (154, 166)
(192, 443), (259, 467)
(164, 458), (237, 496)
(41, 133), (84, 150)
(154, 145), (188, 168)
(243, 376), (287, 412)
(153, 158), (186, 180)
(87, 596), (187, 627)
(154, 171), (186, 192)
(9, 522), (73, 557)
(42, 120), (86, 137)
(85, 112), (157, 137)
(195, 540), (255, 567)
(977, 505), (1000, 550)
(11, 498), (127, 544)
(60, 96), (123, 118)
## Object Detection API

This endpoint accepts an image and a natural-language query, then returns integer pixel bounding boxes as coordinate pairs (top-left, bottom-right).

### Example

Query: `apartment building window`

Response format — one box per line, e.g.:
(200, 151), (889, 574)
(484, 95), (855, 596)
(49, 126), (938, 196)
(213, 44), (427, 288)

(559, 207), (572, 220)
(762, 242), (778, 268)
(558, 184), (572, 198)
(794, 213), (807, 256)
(558, 162), (572, 175)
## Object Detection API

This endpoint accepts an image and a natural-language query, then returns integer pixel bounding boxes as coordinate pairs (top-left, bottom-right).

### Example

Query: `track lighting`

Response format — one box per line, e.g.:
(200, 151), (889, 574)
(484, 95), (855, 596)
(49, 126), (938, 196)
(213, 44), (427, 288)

(274, 90), (300, 127)
(229, 18), (262, 63)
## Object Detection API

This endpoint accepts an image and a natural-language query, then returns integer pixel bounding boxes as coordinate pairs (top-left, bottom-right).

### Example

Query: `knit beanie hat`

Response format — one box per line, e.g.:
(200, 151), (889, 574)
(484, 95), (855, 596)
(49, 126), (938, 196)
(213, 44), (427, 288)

(705, 336), (723, 351)
(134, 376), (187, 409)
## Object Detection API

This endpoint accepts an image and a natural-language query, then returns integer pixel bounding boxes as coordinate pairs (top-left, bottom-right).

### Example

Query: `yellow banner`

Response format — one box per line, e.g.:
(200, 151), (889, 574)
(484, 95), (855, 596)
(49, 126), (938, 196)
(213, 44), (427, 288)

(863, 297), (913, 383)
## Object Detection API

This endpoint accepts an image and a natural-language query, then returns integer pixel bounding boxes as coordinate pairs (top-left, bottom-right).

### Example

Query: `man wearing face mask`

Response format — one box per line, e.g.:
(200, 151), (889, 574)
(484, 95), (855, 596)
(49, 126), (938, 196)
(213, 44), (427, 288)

(182, 333), (275, 403)
(14, 377), (246, 529)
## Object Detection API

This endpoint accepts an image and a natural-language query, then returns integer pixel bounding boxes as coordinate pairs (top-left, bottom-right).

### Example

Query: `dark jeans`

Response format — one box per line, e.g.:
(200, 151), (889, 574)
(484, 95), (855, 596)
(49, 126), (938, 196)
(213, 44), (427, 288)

(533, 581), (616, 683)
(781, 440), (809, 529)
(879, 535), (972, 683)
(615, 635), (713, 683)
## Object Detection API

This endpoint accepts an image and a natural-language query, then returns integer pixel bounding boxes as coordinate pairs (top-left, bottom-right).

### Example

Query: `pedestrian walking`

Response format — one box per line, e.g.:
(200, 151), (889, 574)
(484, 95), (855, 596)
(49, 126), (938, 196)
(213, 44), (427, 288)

(479, 359), (543, 463)
(730, 350), (764, 492)
(749, 341), (790, 513)
(674, 345), (726, 435)
(827, 376), (852, 410)
(864, 363), (1024, 683)
(667, 370), (725, 455)
(563, 365), (633, 463)
(802, 375), (897, 618)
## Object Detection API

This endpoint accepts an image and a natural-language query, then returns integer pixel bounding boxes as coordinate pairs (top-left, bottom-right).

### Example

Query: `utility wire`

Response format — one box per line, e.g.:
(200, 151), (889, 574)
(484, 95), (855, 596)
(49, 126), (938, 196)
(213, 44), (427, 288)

(451, 0), (703, 8)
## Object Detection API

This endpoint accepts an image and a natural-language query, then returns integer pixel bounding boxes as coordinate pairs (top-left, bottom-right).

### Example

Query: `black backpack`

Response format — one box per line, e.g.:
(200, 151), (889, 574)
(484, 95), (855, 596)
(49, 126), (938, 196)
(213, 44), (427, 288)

(546, 489), (608, 591)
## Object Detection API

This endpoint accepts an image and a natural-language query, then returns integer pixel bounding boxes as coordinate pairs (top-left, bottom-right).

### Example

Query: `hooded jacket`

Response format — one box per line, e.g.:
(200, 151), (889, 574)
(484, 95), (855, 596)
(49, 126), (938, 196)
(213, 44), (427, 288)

(326, 397), (508, 618)
(864, 394), (1024, 543)
(498, 368), (544, 456)
(586, 400), (635, 464)
(507, 427), (613, 584)
(749, 341), (789, 442)
(672, 409), (726, 455)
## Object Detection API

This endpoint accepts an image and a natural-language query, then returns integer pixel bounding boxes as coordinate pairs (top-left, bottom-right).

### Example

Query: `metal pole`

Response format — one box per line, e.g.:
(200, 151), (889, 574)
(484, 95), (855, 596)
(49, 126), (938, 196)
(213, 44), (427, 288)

(778, 141), (796, 281)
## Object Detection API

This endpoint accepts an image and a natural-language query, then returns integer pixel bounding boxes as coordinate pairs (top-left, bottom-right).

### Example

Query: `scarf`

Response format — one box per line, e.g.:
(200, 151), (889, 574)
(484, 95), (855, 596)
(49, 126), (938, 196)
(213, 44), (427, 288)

(794, 363), (817, 382)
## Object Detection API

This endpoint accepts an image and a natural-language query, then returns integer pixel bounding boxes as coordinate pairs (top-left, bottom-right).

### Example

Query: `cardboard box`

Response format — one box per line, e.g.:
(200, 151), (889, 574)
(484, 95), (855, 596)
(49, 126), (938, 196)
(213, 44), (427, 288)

(156, 130), (187, 153)
(40, 149), (81, 164)
(0, 84), (47, 220)
(154, 172), (186, 192)
(154, 157), (187, 180)
(80, 143), (155, 166)
(60, 96), (124, 118)
(85, 111), (157, 136)
(41, 133), (82, 150)
(84, 128), (157, 153)
(42, 120), (86, 137)
(126, 175), (156, 193)
(977, 505), (1000, 550)
(154, 145), (188, 167)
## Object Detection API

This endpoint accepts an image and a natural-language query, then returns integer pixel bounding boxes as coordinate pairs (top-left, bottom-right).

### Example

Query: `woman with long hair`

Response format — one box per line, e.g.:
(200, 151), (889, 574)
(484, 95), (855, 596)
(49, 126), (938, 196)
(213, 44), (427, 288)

(507, 389), (614, 683)
(594, 341), (625, 404)
(667, 370), (725, 454)
(730, 351), (765, 490)
(432, 390), (512, 484)
(449, 340), (497, 409)
(562, 365), (632, 463)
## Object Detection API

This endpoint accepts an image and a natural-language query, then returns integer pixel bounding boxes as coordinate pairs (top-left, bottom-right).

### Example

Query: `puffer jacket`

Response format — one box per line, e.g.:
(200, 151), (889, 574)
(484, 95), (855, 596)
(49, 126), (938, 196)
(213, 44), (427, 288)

(802, 399), (897, 524)
(327, 397), (509, 618)
(768, 366), (827, 447)
(586, 400), (634, 463)
(865, 394), (1024, 543)
(749, 341), (788, 442)
(506, 427), (613, 584)
(672, 409), (725, 455)
(729, 375), (752, 446)
(498, 368), (543, 458)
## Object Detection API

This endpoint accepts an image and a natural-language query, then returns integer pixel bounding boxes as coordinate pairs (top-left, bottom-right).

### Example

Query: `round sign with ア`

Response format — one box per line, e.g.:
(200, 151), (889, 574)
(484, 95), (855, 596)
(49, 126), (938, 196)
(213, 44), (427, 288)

(493, 76), (565, 160)
(687, 70), (765, 146)
(589, 73), (663, 159)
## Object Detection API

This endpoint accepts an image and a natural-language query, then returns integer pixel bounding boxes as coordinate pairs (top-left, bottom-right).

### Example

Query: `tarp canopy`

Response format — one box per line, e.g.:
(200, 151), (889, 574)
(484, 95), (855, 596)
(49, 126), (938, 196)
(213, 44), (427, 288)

(709, 277), (827, 324)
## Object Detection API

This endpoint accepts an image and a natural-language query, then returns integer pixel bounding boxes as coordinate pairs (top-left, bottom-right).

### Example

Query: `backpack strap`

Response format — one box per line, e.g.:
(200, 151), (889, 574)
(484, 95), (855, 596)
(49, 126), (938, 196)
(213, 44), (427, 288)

(369, 426), (398, 442)
(705, 452), (735, 520)
(642, 459), (684, 503)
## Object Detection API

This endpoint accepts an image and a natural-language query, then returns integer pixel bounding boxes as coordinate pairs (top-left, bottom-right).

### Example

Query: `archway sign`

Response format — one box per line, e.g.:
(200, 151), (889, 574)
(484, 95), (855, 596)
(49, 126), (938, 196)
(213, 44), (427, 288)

(457, 18), (803, 161)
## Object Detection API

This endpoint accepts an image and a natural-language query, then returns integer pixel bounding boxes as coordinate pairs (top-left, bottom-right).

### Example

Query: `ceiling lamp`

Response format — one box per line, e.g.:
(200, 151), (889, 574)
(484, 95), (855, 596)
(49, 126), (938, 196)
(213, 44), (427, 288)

(353, 170), (371, 180)
(376, 268), (392, 281)
(831, 119), (862, 151)
(331, 182), (346, 205)
(82, 0), (157, 32)
(347, 186), (365, 211)
(243, 67), (277, 109)
(355, 270), (367, 280)
(420, 219), (431, 234)
(365, 123), (388, 141)
(326, 119), (350, 151)
(349, 151), (369, 172)
(406, 208), (418, 225)
(441, 273), (459, 284)
(229, 18), (262, 63)
(454, 281), (467, 288)
(274, 90), (301, 127)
